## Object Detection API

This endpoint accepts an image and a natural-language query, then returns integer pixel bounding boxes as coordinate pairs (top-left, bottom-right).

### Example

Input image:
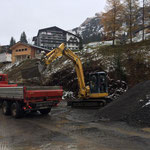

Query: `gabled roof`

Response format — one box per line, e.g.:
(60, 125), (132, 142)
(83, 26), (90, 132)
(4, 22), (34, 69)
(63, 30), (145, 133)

(134, 25), (150, 34)
(33, 26), (81, 40)
(10, 41), (51, 51)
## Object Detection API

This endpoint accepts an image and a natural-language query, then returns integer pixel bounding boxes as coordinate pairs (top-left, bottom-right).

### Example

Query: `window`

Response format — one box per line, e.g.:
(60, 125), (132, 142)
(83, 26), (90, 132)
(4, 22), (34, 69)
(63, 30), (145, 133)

(0, 76), (3, 81)
(36, 50), (40, 54)
(16, 49), (18, 52)
(19, 49), (21, 52)
(25, 48), (27, 51)
(22, 49), (24, 51)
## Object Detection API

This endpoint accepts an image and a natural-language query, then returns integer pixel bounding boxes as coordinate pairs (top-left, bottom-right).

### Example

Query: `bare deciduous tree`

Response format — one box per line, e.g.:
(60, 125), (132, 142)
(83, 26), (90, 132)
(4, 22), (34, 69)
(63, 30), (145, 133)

(123, 0), (139, 44)
(101, 0), (123, 46)
(142, 0), (150, 40)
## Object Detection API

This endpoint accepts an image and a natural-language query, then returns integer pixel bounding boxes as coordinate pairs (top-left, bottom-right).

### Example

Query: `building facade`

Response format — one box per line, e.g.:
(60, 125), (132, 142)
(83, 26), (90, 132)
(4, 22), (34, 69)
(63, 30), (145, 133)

(0, 45), (12, 63)
(0, 53), (12, 63)
(10, 42), (50, 63)
(33, 26), (82, 50)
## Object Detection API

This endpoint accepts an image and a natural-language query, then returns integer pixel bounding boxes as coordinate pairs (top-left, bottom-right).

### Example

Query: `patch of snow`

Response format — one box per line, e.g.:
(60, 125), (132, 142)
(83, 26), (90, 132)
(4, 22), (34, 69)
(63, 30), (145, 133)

(63, 60), (69, 65)
(139, 99), (144, 102)
(62, 91), (74, 100)
(142, 100), (150, 107)
(86, 48), (94, 53)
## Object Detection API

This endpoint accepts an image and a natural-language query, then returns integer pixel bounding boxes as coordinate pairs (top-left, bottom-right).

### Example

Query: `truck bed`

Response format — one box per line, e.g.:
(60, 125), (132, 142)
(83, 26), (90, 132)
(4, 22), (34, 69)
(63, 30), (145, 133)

(0, 87), (24, 99)
(0, 86), (63, 102)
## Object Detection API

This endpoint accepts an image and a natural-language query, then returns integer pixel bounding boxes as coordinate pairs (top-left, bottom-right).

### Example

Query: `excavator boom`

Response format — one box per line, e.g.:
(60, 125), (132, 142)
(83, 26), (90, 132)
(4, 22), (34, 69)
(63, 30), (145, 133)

(63, 49), (90, 98)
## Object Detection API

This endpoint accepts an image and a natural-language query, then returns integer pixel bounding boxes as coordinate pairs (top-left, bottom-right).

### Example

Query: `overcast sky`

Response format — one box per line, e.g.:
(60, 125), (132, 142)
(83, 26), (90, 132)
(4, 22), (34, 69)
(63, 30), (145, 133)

(0, 0), (106, 45)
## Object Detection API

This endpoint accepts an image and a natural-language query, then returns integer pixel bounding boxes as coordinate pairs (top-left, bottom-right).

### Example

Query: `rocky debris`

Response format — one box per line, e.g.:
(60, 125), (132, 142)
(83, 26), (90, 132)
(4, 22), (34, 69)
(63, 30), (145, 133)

(5, 59), (40, 85)
(108, 79), (128, 100)
(2, 56), (127, 99)
(98, 80), (150, 127)
(41, 60), (127, 98)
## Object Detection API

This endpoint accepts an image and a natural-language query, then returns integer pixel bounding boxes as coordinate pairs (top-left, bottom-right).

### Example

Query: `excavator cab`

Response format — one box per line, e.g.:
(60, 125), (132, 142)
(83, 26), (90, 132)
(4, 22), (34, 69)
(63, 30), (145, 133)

(89, 72), (108, 94)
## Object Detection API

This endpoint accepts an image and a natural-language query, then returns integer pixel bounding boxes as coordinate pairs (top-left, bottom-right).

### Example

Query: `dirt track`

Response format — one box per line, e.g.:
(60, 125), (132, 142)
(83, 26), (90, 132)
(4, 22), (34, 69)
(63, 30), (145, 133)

(0, 101), (150, 150)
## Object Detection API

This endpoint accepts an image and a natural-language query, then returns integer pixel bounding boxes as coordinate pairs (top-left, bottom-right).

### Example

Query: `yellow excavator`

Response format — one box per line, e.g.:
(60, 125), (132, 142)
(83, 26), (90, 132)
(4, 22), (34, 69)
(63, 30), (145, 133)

(38, 43), (111, 107)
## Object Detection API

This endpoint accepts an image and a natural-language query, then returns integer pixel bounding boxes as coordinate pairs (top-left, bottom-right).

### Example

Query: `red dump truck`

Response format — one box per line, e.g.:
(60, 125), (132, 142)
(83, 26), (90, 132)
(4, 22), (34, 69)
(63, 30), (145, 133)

(0, 74), (63, 118)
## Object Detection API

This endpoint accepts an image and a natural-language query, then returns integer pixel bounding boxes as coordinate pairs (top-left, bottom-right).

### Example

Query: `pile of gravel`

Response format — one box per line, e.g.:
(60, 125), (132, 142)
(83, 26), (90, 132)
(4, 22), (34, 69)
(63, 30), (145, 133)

(98, 81), (150, 127)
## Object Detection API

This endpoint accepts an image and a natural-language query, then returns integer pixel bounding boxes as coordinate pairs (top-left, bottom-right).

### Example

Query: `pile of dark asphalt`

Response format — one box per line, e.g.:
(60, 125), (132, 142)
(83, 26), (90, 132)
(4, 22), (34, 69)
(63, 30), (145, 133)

(98, 81), (150, 127)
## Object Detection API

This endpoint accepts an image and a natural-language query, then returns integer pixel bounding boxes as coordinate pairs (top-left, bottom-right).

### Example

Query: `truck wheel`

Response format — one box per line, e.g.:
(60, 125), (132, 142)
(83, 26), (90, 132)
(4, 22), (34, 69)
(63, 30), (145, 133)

(2, 101), (11, 115)
(39, 108), (51, 115)
(11, 102), (23, 118)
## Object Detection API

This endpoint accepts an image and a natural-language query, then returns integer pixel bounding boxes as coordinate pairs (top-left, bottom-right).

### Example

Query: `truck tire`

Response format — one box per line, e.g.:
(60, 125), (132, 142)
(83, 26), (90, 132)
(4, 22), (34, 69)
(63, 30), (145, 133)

(39, 108), (51, 115)
(2, 101), (11, 115)
(11, 102), (23, 118)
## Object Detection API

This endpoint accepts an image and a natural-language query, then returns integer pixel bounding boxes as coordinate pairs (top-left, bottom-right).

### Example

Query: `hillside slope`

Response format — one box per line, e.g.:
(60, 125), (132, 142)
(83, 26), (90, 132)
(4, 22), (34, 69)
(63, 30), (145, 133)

(70, 14), (103, 44)
(1, 40), (150, 96)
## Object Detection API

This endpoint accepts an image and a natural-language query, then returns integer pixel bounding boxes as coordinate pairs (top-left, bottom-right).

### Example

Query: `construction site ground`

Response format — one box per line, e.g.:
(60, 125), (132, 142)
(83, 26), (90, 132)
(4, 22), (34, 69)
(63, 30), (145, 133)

(1, 41), (150, 150)
(0, 101), (150, 150)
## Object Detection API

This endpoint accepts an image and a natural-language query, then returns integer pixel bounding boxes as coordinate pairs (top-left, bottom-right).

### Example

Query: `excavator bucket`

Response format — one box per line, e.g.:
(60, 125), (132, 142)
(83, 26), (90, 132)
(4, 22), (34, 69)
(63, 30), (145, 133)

(21, 62), (42, 79)
(21, 58), (48, 79)
(37, 61), (47, 74)
(21, 43), (65, 79)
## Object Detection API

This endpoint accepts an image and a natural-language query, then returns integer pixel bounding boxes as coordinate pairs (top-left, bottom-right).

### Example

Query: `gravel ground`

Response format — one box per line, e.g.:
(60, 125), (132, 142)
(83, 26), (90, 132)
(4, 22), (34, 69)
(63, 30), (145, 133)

(0, 101), (150, 150)
(98, 81), (150, 127)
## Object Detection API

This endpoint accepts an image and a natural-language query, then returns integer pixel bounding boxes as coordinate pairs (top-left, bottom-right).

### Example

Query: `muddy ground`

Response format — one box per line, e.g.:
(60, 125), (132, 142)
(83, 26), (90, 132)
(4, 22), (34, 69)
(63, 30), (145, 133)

(0, 101), (150, 150)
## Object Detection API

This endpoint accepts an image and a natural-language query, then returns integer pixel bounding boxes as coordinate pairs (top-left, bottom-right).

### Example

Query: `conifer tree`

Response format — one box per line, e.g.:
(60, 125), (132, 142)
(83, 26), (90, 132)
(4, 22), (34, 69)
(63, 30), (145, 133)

(20, 31), (28, 43)
(10, 37), (16, 47)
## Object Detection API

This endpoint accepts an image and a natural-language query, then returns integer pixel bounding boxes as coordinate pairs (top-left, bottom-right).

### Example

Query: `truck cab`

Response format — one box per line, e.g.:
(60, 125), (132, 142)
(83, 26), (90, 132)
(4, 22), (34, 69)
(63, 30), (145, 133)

(0, 74), (17, 87)
(0, 74), (8, 84)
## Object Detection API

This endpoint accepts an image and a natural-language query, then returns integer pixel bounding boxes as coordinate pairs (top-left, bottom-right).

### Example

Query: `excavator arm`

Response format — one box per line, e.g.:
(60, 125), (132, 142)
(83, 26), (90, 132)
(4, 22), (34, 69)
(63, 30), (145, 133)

(63, 48), (90, 98)
(44, 43), (65, 65)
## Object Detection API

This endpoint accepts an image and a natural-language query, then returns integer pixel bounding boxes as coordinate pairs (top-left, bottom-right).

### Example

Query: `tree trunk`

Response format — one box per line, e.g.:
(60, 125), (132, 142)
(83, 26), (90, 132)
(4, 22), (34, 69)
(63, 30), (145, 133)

(142, 0), (145, 41)
(129, 0), (132, 44)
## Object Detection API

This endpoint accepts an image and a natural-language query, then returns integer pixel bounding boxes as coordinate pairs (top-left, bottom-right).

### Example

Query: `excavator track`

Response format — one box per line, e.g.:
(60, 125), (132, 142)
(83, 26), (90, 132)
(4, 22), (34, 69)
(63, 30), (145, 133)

(67, 98), (112, 108)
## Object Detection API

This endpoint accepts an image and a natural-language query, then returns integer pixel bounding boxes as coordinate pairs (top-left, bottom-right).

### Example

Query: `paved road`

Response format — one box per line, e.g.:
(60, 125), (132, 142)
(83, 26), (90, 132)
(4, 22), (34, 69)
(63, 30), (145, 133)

(0, 101), (150, 150)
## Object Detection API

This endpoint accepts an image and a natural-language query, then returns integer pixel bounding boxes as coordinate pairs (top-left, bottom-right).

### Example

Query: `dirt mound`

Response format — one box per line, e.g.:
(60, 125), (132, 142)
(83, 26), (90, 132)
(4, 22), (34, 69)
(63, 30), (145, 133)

(98, 81), (150, 127)
(6, 59), (40, 85)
